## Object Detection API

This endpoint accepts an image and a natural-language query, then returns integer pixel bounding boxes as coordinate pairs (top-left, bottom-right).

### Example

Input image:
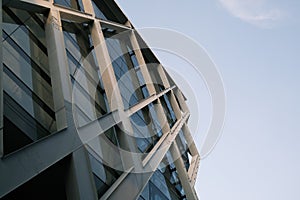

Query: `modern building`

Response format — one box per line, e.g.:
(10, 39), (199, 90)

(0, 0), (200, 199)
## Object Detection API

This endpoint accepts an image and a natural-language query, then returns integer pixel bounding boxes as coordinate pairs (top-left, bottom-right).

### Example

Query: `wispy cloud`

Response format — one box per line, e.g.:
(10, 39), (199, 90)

(218, 0), (286, 28)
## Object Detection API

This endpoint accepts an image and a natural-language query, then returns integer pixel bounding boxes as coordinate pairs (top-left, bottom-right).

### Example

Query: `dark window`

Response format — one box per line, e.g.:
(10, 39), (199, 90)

(2, 7), (56, 154)
(1, 155), (71, 200)
(91, 0), (128, 24)
(160, 93), (177, 128)
(54, 0), (84, 12)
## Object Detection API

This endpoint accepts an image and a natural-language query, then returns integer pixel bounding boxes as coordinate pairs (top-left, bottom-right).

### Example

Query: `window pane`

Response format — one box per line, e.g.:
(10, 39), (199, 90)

(2, 7), (56, 154)
(103, 28), (148, 109)
(54, 0), (84, 12)
(91, 0), (127, 24)
(62, 20), (109, 127)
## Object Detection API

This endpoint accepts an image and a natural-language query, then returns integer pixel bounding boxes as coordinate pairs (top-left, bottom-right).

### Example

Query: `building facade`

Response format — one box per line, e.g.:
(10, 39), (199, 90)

(0, 0), (200, 199)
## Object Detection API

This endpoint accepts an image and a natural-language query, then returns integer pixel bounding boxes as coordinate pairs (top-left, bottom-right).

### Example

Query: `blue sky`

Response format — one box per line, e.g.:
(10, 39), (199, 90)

(116, 0), (300, 199)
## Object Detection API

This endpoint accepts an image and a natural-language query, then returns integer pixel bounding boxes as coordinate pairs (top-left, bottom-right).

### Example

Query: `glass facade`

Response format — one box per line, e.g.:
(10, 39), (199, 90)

(2, 7), (56, 154)
(130, 102), (162, 153)
(176, 129), (191, 171)
(88, 151), (122, 198)
(103, 28), (149, 109)
(160, 93), (177, 128)
(0, 1), (198, 199)
(62, 20), (110, 127)
(139, 151), (187, 200)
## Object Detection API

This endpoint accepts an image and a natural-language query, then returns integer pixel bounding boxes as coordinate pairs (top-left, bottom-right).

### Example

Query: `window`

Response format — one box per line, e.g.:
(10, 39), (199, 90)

(160, 93), (177, 128)
(103, 28), (149, 109)
(130, 103), (162, 153)
(2, 7), (56, 154)
(91, 0), (128, 24)
(175, 130), (191, 171)
(139, 151), (187, 200)
(62, 20), (110, 127)
(54, 0), (84, 12)
(88, 151), (122, 198)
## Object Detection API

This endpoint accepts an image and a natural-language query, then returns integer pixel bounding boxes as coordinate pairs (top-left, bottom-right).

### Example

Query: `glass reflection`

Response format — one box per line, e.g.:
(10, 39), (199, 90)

(103, 28), (149, 109)
(54, 0), (84, 12)
(2, 7), (56, 154)
(62, 20), (109, 127)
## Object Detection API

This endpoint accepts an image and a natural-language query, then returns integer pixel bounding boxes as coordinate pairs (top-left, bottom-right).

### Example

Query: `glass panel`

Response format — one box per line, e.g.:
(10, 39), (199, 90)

(103, 28), (148, 109)
(139, 151), (187, 200)
(130, 103), (162, 153)
(148, 64), (165, 93)
(160, 93), (177, 128)
(2, 7), (56, 154)
(88, 152), (122, 198)
(54, 0), (84, 12)
(62, 20), (109, 127)
(91, 0), (127, 24)
(175, 130), (191, 171)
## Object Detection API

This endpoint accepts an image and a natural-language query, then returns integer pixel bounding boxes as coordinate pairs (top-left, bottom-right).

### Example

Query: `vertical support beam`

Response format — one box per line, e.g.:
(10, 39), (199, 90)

(182, 124), (198, 155)
(90, 21), (123, 112)
(171, 143), (199, 200)
(65, 147), (98, 200)
(169, 91), (182, 120)
(157, 64), (171, 89)
(174, 88), (189, 113)
(90, 21), (141, 171)
(155, 99), (171, 135)
(182, 124), (200, 185)
(0, 0), (3, 157)
(129, 31), (156, 96)
(45, 9), (71, 131)
(81, 0), (94, 15)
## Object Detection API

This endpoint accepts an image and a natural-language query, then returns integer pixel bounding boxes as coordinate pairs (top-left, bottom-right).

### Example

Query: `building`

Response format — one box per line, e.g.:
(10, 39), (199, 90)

(0, 0), (200, 199)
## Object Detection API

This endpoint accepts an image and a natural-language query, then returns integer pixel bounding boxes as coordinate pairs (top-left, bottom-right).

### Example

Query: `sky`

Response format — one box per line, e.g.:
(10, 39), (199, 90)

(115, 0), (300, 199)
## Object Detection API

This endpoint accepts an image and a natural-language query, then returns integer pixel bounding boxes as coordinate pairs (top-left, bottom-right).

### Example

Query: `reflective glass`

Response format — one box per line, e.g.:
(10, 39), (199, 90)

(62, 20), (109, 127)
(160, 93), (177, 128)
(130, 103), (162, 153)
(88, 152), (122, 198)
(2, 7), (56, 154)
(91, 0), (127, 24)
(103, 29), (149, 109)
(139, 151), (187, 200)
(54, 0), (84, 12)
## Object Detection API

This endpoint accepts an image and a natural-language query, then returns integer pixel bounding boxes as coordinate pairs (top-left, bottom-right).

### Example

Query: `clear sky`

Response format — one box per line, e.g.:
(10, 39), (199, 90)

(115, 0), (300, 199)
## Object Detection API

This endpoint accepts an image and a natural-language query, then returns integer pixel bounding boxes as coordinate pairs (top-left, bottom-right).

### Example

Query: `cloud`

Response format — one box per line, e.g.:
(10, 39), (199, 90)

(218, 0), (285, 28)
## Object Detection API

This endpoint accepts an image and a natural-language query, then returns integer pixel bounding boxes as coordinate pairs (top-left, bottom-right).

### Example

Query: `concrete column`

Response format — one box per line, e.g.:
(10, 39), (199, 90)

(81, 0), (94, 15)
(182, 124), (198, 155)
(65, 147), (98, 200)
(45, 9), (72, 131)
(155, 99), (171, 135)
(169, 91), (182, 120)
(0, 0), (3, 157)
(90, 21), (141, 172)
(170, 143), (199, 200)
(157, 64), (171, 89)
(90, 21), (123, 112)
(129, 31), (156, 96)
(174, 88), (189, 113)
